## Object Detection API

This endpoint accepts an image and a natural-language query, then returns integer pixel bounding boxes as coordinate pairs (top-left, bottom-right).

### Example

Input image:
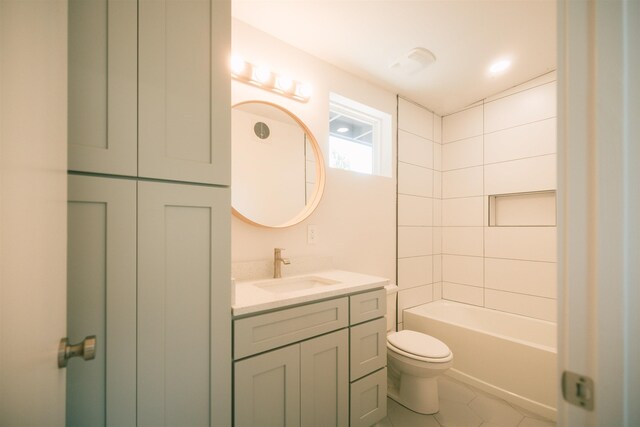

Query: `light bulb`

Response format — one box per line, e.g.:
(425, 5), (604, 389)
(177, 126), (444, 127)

(230, 55), (247, 76)
(253, 65), (272, 84)
(276, 75), (294, 92)
(295, 82), (312, 99)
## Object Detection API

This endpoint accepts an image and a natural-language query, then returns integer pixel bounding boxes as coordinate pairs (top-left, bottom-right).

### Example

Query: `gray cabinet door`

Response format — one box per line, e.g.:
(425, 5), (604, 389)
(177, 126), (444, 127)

(67, 175), (137, 427)
(137, 181), (231, 427)
(138, 0), (230, 185)
(68, 0), (137, 176)
(300, 329), (349, 427)
(234, 345), (301, 427)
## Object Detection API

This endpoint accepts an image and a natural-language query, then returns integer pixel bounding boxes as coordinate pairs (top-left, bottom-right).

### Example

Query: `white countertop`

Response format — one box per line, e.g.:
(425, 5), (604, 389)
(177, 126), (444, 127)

(232, 269), (389, 316)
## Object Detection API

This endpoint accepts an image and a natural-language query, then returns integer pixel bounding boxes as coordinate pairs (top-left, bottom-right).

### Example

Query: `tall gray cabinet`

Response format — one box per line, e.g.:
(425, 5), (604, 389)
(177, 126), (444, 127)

(66, 0), (231, 426)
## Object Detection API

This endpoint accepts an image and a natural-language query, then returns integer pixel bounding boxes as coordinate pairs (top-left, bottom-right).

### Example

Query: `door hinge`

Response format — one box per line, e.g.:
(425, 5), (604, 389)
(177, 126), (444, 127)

(562, 370), (594, 410)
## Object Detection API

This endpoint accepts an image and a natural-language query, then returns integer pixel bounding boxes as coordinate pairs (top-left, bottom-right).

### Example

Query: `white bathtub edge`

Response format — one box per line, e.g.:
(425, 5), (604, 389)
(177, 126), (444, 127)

(445, 369), (557, 422)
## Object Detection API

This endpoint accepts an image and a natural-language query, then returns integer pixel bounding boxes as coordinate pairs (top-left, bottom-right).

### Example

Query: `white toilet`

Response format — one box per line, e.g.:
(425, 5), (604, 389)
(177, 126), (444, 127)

(384, 285), (453, 414)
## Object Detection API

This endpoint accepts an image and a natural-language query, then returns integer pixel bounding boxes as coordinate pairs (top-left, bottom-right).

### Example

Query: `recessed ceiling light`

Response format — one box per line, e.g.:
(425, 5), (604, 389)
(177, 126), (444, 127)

(337, 127), (349, 133)
(489, 59), (511, 75)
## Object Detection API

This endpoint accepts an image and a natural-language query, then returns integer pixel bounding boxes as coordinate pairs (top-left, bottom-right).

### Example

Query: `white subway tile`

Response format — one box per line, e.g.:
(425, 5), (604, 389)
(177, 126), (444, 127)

(484, 118), (556, 164)
(485, 226), (557, 262)
(398, 195), (433, 226)
(442, 166), (483, 198)
(399, 130), (434, 168)
(433, 282), (443, 300)
(398, 256), (433, 289)
(442, 255), (484, 287)
(398, 163), (433, 197)
(432, 227), (442, 254)
(485, 73), (556, 103)
(433, 171), (442, 198)
(485, 258), (557, 298)
(433, 199), (442, 226)
(485, 289), (556, 322)
(442, 226), (484, 256)
(442, 197), (485, 226)
(433, 255), (442, 282)
(433, 144), (442, 171)
(443, 105), (483, 143)
(434, 115), (442, 144)
(399, 98), (433, 139)
(484, 154), (556, 195)
(398, 284), (433, 322)
(484, 82), (556, 133)
(442, 136), (484, 171)
(398, 226), (433, 258)
(442, 282), (483, 306)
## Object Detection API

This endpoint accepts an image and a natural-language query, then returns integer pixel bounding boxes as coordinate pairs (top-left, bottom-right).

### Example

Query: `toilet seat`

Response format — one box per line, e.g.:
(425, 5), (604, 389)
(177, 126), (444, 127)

(387, 330), (452, 363)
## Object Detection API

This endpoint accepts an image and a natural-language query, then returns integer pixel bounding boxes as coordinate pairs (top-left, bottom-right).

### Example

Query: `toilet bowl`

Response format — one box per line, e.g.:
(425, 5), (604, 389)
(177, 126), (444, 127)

(386, 329), (453, 414)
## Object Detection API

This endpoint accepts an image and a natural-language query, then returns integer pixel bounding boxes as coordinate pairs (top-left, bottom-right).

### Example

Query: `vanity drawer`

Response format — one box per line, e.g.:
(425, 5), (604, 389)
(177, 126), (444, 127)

(350, 368), (387, 427)
(350, 288), (386, 325)
(349, 317), (387, 381)
(234, 297), (349, 359)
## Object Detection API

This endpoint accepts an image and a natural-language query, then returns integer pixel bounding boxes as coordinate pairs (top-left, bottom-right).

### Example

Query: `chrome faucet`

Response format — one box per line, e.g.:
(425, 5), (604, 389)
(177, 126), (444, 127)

(273, 248), (291, 278)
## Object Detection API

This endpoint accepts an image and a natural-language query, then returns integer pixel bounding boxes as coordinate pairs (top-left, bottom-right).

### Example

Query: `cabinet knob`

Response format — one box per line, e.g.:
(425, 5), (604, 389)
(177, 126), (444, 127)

(58, 335), (97, 368)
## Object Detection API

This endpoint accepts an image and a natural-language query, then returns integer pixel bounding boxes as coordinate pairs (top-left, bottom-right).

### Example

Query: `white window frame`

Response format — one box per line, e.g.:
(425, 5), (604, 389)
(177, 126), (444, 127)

(329, 93), (392, 177)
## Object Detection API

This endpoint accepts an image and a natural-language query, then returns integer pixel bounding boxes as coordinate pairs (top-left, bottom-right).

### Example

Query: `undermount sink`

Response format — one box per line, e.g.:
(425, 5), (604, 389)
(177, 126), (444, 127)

(254, 276), (341, 294)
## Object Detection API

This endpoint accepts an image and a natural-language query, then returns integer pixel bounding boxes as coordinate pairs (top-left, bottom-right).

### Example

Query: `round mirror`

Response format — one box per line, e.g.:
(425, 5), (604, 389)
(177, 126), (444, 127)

(232, 101), (325, 228)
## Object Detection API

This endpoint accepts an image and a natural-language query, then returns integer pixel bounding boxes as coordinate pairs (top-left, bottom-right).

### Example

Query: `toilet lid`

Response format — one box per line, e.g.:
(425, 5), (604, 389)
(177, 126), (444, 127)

(388, 330), (450, 359)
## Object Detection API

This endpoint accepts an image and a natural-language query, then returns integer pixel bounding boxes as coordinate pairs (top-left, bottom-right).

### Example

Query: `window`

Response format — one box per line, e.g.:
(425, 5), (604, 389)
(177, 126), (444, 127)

(329, 93), (392, 177)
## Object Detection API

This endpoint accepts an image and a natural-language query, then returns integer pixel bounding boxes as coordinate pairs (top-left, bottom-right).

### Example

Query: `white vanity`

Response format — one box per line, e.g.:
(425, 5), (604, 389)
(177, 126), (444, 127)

(233, 270), (389, 427)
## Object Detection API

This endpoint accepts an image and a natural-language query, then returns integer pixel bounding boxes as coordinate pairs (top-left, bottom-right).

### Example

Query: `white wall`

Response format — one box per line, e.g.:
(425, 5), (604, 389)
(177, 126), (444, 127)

(231, 20), (397, 281)
(440, 72), (557, 322)
(396, 99), (443, 330)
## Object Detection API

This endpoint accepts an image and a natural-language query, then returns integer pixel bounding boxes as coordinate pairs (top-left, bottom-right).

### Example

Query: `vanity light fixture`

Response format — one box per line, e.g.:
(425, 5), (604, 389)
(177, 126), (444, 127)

(230, 55), (312, 102)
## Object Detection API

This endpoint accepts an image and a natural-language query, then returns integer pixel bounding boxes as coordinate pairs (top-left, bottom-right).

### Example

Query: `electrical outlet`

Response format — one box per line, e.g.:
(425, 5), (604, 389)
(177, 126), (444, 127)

(307, 225), (318, 244)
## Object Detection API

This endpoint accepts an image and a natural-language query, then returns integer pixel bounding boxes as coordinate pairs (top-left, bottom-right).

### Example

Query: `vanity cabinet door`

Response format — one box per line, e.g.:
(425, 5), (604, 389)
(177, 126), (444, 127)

(350, 368), (387, 427)
(138, 0), (230, 185)
(234, 345), (301, 427)
(137, 181), (231, 427)
(67, 175), (137, 427)
(300, 329), (349, 427)
(68, 0), (137, 176)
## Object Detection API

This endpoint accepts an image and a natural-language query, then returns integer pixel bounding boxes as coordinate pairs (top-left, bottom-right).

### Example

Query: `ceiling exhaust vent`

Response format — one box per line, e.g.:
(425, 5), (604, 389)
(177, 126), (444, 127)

(389, 47), (436, 75)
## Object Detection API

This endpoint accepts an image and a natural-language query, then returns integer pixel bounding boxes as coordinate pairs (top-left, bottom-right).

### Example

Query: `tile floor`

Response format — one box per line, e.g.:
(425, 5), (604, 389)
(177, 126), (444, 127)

(377, 375), (556, 427)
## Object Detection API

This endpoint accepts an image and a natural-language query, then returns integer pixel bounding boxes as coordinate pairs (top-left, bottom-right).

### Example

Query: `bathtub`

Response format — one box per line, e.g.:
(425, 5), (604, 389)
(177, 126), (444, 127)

(403, 300), (557, 421)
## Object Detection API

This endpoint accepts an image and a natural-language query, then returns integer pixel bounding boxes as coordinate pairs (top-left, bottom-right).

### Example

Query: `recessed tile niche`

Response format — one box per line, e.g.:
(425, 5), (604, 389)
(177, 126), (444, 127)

(488, 190), (557, 227)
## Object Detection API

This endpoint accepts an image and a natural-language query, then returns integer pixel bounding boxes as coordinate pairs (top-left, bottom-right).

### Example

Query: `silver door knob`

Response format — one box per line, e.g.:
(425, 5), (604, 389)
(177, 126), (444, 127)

(58, 335), (96, 368)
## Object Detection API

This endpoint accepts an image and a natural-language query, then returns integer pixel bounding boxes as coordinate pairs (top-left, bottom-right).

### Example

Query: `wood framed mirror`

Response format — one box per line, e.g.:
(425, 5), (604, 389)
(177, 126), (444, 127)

(231, 101), (325, 228)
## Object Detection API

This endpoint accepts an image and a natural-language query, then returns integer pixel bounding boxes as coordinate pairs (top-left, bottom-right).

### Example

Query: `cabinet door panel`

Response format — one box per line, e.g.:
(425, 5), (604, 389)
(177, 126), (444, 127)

(350, 317), (387, 381)
(68, 0), (137, 175)
(139, 0), (230, 184)
(300, 330), (349, 427)
(350, 368), (387, 427)
(234, 345), (301, 427)
(138, 181), (230, 427)
(67, 175), (137, 427)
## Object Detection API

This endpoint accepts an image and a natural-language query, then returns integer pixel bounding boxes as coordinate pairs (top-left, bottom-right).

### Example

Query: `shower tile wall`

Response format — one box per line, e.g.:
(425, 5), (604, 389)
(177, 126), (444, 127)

(441, 73), (557, 322)
(396, 98), (443, 330)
